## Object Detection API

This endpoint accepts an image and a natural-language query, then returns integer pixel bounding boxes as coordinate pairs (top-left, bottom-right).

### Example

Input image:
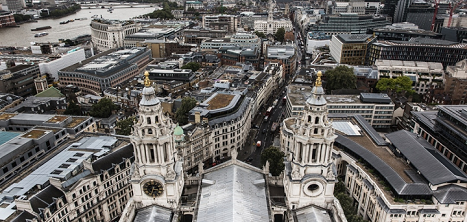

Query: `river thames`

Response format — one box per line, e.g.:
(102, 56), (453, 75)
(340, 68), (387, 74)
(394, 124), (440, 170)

(0, 6), (156, 47)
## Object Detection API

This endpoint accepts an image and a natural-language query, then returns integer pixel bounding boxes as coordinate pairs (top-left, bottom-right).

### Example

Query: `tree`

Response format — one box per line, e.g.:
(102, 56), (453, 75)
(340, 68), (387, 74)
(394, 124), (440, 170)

(116, 116), (136, 135)
(64, 101), (82, 116)
(324, 66), (356, 92)
(275, 27), (285, 42)
(375, 78), (394, 92)
(254, 31), (266, 39)
(89, 98), (119, 118)
(181, 62), (201, 72)
(260, 146), (285, 176)
(376, 76), (414, 96)
(174, 97), (197, 125)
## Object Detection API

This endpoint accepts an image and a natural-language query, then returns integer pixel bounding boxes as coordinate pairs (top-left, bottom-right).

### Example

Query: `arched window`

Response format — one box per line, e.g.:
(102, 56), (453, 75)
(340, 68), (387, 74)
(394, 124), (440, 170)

(315, 117), (319, 124)
(148, 129), (153, 134)
(155, 116), (159, 123)
(308, 116), (311, 122)
(147, 117), (151, 124)
(314, 128), (318, 134)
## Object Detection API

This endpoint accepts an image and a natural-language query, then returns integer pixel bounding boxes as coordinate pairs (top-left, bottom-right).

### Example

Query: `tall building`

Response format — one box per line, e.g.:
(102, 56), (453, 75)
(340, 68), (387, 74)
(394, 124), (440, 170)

(282, 71), (338, 209)
(128, 71), (184, 209)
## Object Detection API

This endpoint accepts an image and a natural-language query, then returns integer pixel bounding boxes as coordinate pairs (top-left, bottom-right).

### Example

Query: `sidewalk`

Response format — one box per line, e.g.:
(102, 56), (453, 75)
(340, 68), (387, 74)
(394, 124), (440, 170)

(238, 129), (258, 161)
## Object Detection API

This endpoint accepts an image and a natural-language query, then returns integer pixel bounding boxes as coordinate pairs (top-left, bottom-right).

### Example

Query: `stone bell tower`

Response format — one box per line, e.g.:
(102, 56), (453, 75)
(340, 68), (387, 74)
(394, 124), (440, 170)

(282, 71), (337, 209)
(130, 71), (184, 209)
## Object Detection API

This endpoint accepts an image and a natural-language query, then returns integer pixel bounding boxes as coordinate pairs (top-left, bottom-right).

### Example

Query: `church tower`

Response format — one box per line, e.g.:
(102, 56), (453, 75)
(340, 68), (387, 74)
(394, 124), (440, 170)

(282, 71), (337, 209)
(267, 0), (275, 34)
(130, 71), (184, 209)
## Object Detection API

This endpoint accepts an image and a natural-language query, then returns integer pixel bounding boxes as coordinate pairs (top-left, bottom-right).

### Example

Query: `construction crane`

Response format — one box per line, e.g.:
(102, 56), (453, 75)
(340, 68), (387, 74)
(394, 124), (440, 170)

(447, 0), (465, 28)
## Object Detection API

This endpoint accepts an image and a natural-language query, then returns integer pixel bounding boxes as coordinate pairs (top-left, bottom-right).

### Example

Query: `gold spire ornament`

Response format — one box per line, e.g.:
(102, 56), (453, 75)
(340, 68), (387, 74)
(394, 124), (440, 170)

(144, 71), (151, 87)
(316, 71), (322, 87)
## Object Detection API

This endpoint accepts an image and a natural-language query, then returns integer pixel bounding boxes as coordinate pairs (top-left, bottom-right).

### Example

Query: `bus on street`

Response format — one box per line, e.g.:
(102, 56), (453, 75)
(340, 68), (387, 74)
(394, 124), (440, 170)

(266, 107), (273, 116)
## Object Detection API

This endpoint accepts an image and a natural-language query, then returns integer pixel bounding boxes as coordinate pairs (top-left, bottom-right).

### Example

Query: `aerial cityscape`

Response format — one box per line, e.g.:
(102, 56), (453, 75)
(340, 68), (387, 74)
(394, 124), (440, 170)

(0, 0), (467, 221)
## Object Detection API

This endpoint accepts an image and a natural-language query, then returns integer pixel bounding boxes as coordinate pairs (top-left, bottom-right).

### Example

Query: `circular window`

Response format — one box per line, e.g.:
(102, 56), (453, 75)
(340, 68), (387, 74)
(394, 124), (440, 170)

(303, 181), (323, 197)
(307, 184), (319, 192)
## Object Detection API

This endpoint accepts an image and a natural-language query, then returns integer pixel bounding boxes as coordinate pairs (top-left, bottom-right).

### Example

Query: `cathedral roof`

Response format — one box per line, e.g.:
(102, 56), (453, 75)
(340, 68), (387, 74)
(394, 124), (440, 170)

(197, 164), (269, 221)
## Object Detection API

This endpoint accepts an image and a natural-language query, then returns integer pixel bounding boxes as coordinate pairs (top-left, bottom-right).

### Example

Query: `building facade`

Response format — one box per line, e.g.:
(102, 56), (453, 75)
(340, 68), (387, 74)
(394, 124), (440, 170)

(309, 13), (390, 36)
(375, 60), (444, 94)
(0, 10), (15, 28)
(444, 60), (467, 105)
(330, 34), (376, 65)
(202, 14), (238, 34)
(0, 64), (39, 98)
(90, 19), (142, 52)
(368, 38), (467, 68)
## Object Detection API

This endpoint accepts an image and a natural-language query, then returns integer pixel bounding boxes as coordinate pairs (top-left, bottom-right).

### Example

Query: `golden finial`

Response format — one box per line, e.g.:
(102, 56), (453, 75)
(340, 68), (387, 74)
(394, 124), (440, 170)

(316, 71), (322, 87)
(144, 71), (151, 87)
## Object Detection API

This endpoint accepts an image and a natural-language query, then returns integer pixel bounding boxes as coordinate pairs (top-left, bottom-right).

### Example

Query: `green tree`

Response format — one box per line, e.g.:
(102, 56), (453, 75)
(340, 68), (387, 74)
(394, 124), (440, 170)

(116, 116), (136, 135)
(376, 76), (414, 96)
(324, 65), (356, 92)
(275, 27), (285, 42)
(64, 101), (82, 116)
(89, 98), (119, 118)
(260, 146), (285, 176)
(254, 31), (266, 39)
(181, 62), (201, 72)
(175, 97), (197, 125)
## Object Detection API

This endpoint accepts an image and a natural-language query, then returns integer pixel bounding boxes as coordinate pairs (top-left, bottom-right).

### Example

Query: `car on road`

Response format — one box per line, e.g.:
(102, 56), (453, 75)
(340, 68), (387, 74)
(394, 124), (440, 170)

(264, 116), (269, 121)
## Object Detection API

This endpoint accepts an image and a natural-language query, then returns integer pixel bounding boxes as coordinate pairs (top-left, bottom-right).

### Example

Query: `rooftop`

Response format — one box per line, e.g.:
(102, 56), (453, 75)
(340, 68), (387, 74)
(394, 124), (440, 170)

(0, 113), (17, 120)
(336, 34), (373, 43)
(207, 94), (235, 110)
(21, 129), (48, 139)
(66, 117), (88, 128)
(46, 116), (69, 123)
(375, 60), (444, 70)
(267, 45), (295, 59)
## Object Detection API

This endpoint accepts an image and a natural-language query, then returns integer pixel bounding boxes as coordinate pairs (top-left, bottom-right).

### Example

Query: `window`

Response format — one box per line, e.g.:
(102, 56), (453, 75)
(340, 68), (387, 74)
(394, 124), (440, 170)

(2, 167), (8, 173)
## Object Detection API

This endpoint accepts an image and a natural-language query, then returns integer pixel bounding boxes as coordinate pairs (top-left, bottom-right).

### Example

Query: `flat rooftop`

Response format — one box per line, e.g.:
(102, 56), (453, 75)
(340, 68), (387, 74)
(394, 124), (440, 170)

(21, 129), (48, 139)
(0, 131), (21, 146)
(46, 116), (69, 123)
(287, 84), (312, 106)
(0, 113), (17, 120)
(207, 94), (235, 110)
(337, 34), (373, 43)
(66, 117), (88, 128)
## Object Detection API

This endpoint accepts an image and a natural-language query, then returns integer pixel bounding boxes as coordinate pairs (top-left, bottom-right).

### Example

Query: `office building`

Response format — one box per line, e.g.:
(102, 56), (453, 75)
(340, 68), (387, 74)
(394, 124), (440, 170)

(90, 19), (142, 52)
(58, 47), (151, 95)
(368, 38), (467, 67)
(202, 14), (238, 34)
(309, 13), (390, 36)
(0, 64), (39, 98)
(0, 10), (15, 27)
(372, 22), (442, 41)
(265, 45), (296, 77)
(330, 34), (376, 65)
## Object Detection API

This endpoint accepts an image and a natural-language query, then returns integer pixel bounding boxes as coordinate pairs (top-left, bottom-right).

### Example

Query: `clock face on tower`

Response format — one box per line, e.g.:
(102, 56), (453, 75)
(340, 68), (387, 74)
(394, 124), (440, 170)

(142, 180), (164, 198)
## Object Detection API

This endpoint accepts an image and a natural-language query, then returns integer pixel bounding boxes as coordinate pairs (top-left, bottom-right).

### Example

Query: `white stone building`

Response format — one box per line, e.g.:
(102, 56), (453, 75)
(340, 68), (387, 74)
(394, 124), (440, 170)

(90, 19), (142, 52)
(254, 0), (292, 35)
(375, 60), (444, 94)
